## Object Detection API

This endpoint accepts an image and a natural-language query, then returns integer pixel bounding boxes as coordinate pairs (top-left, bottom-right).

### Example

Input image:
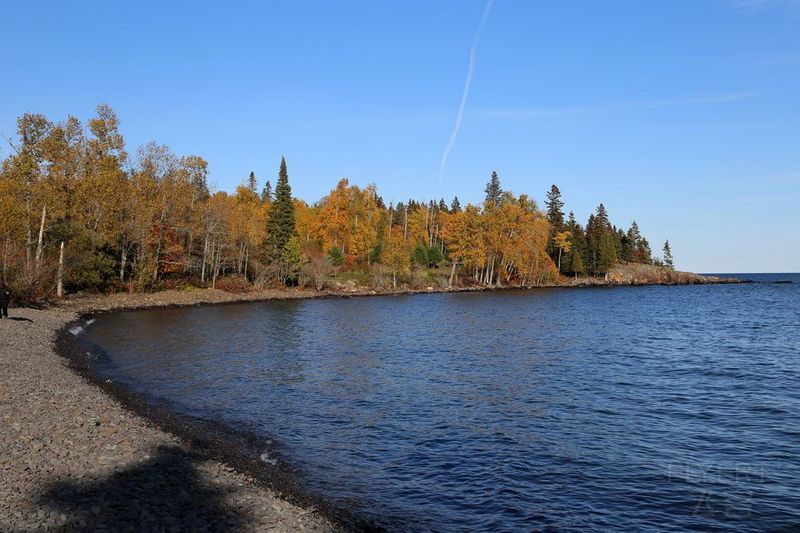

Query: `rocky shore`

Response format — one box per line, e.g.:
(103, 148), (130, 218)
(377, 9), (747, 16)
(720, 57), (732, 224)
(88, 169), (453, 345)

(56, 265), (739, 316)
(0, 306), (336, 531)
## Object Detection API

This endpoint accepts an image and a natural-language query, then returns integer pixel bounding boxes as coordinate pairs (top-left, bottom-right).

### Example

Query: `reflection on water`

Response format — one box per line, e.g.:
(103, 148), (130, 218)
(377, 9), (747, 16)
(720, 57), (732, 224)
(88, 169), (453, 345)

(87, 274), (800, 531)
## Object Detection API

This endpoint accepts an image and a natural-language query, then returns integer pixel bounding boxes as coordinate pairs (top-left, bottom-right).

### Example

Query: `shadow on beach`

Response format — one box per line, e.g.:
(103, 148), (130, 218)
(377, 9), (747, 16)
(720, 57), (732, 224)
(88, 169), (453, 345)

(37, 445), (250, 530)
(4, 316), (33, 322)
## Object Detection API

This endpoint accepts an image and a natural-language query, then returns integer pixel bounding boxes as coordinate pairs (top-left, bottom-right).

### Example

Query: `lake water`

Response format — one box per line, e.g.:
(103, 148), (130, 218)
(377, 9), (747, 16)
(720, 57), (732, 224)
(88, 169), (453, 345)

(84, 274), (800, 531)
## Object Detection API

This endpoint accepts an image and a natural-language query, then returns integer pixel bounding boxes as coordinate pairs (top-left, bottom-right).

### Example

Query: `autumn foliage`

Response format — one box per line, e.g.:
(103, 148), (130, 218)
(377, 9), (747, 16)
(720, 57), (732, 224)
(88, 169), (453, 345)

(0, 105), (663, 300)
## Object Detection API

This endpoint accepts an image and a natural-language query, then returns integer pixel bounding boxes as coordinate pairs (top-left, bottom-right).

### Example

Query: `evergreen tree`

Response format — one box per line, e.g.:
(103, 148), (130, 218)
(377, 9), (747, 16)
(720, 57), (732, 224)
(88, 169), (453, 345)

(663, 239), (674, 269)
(638, 237), (653, 264)
(585, 213), (598, 274)
(598, 233), (617, 276)
(624, 221), (642, 262)
(614, 226), (626, 260)
(484, 171), (502, 208)
(570, 247), (584, 279)
(438, 198), (448, 213)
(545, 184), (566, 263)
(564, 211), (586, 275)
(450, 196), (462, 212)
(264, 158), (296, 279)
(327, 246), (344, 267)
(586, 204), (613, 275)
(261, 180), (273, 202)
(248, 171), (257, 192)
(545, 185), (565, 230)
(594, 203), (611, 231)
(282, 235), (303, 285)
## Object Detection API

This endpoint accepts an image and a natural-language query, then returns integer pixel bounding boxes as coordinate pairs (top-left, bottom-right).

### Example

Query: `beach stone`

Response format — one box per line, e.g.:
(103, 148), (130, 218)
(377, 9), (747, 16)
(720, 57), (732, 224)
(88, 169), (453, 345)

(0, 307), (337, 531)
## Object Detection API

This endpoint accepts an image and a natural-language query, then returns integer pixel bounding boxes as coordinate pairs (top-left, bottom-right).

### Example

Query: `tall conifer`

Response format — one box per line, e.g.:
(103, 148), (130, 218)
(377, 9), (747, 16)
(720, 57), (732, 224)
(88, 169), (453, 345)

(484, 171), (502, 208)
(264, 158), (296, 271)
(663, 239), (674, 269)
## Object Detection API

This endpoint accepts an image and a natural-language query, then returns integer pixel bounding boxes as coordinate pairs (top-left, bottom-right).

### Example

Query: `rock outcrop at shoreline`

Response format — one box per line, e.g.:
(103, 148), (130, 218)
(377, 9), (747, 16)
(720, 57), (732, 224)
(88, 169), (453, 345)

(603, 263), (737, 285)
(0, 307), (335, 531)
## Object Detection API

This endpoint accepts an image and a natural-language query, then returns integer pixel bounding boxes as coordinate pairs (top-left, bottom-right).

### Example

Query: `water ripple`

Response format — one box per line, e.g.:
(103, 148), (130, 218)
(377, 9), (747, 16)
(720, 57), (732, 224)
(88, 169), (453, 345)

(86, 274), (800, 531)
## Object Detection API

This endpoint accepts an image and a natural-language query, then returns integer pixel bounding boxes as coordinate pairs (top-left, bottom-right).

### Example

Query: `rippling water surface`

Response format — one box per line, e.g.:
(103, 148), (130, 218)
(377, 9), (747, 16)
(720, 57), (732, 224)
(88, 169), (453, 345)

(85, 274), (800, 531)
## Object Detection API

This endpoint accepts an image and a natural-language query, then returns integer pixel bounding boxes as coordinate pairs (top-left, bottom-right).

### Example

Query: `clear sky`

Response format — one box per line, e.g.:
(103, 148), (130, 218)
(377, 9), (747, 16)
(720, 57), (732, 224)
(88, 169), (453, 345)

(2, 0), (798, 272)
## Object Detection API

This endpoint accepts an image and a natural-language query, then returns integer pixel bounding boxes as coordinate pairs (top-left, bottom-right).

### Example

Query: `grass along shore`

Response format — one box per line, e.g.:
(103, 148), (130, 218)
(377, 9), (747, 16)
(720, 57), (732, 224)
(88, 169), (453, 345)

(56, 263), (739, 315)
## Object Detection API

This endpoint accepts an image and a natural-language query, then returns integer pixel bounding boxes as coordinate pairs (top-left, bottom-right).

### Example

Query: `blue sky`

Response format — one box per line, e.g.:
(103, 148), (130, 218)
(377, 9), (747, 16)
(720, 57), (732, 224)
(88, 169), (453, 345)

(2, 0), (798, 272)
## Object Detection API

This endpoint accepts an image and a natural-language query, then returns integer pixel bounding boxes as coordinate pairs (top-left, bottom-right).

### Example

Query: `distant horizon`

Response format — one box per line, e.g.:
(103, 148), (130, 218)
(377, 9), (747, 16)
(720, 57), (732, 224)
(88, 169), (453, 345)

(2, 0), (798, 273)
(700, 271), (800, 275)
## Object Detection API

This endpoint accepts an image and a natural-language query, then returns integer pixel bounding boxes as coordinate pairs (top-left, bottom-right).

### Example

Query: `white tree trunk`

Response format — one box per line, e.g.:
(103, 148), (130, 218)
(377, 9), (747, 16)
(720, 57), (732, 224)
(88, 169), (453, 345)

(57, 241), (65, 298)
(35, 205), (46, 275)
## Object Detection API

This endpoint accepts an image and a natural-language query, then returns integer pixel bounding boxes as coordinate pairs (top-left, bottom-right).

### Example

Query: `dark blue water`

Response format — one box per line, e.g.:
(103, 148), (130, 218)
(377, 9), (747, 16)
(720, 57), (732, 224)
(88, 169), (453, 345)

(85, 274), (800, 531)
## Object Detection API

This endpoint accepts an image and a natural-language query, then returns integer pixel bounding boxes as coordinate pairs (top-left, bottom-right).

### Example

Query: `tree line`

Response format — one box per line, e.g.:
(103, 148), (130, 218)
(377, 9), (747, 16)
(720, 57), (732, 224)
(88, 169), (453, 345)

(0, 105), (673, 299)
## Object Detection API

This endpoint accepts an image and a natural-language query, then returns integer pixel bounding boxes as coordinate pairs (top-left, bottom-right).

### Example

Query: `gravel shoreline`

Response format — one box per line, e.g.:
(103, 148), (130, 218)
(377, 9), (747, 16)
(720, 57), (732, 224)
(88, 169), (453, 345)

(0, 306), (338, 531)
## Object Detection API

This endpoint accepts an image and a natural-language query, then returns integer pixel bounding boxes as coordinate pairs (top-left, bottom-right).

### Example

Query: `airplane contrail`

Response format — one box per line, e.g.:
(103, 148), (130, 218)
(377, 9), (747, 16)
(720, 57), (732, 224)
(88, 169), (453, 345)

(437, 0), (494, 188)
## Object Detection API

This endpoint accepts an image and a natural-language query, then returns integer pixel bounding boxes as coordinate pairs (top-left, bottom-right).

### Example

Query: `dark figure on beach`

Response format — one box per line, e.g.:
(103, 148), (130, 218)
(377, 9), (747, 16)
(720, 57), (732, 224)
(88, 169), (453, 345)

(0, 284), (10, 319)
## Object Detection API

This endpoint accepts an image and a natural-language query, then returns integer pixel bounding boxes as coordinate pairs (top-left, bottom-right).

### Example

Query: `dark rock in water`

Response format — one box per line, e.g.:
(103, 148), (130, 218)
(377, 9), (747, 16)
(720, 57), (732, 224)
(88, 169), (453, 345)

(772, 280), (793, 284)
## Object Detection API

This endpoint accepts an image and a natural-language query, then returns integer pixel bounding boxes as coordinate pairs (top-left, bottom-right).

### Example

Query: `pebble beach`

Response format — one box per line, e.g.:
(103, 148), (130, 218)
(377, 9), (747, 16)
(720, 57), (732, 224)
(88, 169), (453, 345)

(0, 306), (335, 531)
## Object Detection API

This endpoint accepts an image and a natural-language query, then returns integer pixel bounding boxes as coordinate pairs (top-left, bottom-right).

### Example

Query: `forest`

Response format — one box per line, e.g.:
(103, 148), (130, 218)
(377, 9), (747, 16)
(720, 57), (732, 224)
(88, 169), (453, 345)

(0, 105), (673, 300)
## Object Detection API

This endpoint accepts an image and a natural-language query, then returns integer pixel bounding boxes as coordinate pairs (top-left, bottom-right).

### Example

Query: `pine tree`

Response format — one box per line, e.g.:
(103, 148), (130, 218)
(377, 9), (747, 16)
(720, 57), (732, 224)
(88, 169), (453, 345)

(663, 239), (674, 269)
(484, 171), (502, 208)
(264, 158), (296, 279)
(450, 196), (462, 213)
(261, 180), (273, 202)
(438, 198), (448, 213)
(248, 171), (257, 192)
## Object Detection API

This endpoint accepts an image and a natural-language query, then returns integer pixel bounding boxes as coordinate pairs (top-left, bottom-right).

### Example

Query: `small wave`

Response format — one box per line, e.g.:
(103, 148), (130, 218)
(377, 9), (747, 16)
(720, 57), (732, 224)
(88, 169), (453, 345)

(85, 318), (96, 326)
(69, 326), (84, 336)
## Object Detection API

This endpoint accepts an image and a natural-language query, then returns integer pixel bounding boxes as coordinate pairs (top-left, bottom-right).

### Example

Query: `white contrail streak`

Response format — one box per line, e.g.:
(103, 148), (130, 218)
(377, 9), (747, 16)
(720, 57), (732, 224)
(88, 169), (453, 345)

(438, 0), (494, 187)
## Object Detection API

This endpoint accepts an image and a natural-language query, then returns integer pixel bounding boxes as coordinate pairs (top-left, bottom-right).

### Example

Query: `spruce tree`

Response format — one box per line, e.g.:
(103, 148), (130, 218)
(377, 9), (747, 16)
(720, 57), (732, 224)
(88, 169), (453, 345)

(663, 239), (674, 269)
(450, 196), (462, 212)
(639, 238), (653, 264)
(625, 221), (642, 262)
(248, 171), (257, 192)
(261, 180), (273, 202)
(571, 247), (584, 279)
(594, 203), (611, 232)
(545, 184), (566, 263)
(484, 171), (502, 208)
(598, 233), (617, 277)
(438, 198), (448, 213)
(586, 204), (613, 275)
(545, 185), (565, 230)
(264, 158), (296, 278)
